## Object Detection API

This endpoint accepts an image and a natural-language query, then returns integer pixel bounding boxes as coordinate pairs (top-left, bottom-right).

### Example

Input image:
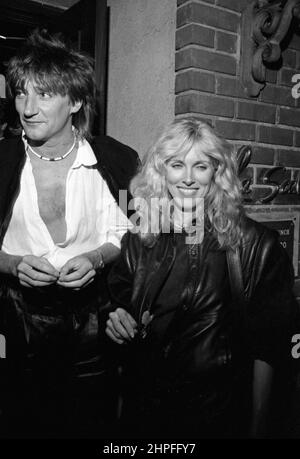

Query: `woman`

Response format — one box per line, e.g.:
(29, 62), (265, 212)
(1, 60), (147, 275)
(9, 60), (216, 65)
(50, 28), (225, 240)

(106, 118), (298, 438)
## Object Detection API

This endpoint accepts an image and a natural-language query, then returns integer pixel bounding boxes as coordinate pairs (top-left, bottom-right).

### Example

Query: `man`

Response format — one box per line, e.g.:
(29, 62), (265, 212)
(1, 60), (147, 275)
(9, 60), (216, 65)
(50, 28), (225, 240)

(0, 30), (139, 438)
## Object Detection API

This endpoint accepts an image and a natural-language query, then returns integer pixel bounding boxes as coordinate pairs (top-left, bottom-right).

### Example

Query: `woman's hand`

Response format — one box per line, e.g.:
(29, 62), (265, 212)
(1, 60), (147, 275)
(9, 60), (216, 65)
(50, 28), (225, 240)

(106, 308), (138, 344)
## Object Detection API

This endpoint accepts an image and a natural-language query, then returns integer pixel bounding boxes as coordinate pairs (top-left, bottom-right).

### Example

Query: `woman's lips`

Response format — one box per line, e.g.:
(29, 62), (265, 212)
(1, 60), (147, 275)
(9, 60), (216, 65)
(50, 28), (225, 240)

(176, 187), (199, 195)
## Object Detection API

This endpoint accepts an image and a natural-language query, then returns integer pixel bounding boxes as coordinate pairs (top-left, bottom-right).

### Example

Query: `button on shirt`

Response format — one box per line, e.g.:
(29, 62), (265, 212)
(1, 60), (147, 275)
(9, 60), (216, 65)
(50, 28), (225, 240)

(2, 136), (131, 270)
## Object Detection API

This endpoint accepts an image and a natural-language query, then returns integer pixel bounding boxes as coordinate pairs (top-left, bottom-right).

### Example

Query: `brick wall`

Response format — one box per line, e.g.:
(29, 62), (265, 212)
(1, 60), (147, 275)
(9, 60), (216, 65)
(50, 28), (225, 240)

(175, 0), (300, 292)
(175, 1), (300, 164)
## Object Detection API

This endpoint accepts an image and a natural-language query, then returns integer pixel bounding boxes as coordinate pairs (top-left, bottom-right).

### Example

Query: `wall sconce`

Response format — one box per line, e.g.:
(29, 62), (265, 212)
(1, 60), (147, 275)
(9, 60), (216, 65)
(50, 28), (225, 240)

(241, 0), (300, 97)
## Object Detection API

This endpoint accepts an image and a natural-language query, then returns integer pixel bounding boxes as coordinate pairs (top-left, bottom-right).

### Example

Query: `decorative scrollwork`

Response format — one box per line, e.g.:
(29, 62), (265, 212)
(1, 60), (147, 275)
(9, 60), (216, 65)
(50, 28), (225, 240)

(260, 166), (300, 203)
(236, 145), (300, 204)
(236, 145), (254, 200)
(241, 0), (300, 97)
(236, 145), (252, 175)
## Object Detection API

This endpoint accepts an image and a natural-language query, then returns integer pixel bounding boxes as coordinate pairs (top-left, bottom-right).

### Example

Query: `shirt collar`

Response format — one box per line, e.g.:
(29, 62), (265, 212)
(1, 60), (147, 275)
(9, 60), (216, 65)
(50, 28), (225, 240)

(72, 137), (97, 168)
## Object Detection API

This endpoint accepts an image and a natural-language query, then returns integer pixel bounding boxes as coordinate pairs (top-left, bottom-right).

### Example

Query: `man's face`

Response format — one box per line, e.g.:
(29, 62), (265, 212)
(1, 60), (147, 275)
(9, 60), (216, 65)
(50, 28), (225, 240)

(15, 79), (81, 144)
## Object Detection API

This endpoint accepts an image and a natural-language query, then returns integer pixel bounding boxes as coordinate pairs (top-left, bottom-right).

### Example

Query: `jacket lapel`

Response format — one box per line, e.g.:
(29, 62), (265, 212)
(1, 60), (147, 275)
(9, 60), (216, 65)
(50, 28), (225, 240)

(132, 233), (177, 330)
(0, 138), (26, 245)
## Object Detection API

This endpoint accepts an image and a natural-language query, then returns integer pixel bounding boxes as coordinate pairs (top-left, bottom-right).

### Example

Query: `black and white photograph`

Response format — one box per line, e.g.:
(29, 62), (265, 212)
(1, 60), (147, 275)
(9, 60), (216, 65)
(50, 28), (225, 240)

(0, 0), (300, 450)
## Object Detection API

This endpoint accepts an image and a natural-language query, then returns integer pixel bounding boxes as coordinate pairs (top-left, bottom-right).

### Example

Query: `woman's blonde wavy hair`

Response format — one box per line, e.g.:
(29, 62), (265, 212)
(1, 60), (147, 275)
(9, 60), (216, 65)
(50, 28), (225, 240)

(130, 118), (244, 249)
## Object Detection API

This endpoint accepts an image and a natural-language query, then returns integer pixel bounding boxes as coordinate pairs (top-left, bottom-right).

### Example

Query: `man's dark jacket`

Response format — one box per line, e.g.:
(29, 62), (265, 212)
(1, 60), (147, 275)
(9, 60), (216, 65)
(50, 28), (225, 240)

(0, 134), (140, 350)
(0, 135), (140, 437)
(0, 134), (140, 365)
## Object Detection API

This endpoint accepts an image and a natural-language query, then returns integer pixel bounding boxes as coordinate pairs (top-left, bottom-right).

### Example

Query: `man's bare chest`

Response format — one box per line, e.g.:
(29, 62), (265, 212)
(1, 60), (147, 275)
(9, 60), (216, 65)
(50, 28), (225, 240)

(30, 158), (74, 242)
(35, 172), (66, 218)
(34, 160), (69, 202)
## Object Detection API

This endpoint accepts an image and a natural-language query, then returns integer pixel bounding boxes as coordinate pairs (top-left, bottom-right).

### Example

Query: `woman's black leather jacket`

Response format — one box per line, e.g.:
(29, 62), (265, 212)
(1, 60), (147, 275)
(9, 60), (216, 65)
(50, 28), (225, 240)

(108, 216), (299, 390)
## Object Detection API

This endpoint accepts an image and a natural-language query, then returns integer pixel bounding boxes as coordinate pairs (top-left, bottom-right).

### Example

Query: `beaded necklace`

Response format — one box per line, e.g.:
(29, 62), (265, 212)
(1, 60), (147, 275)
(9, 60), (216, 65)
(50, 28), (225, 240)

(27, 133), (77, 162)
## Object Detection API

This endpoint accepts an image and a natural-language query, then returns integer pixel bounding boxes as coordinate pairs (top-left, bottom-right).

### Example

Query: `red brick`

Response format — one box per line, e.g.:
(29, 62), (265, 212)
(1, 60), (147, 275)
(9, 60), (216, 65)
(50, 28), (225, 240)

(278, 150), (300, 167)
(295, 132), (300, 147)
(177, 3), (239, 32)
(280, 68), (297, 87)
(216, 31), (237, 54)
(176, 114), (214, 127)
(279, 107), (300, 127)
(175, 93), (234, 117)
(259, 126), (294, 146)
(216, 0), (248, 12)
(237, 101), (276, 124)
(176, 24), (215, 50)
(215, 120), (256, 141)
(175, 70), (215, 94)
(176, 48), (236, 75)
(216, 76), (239, 96)
(216, 75), (252, 99)
(265, 68), (277, 84)
(282, 49), (297, 68)
(260, 84), (295, 107)
(251, 147), (275, 165)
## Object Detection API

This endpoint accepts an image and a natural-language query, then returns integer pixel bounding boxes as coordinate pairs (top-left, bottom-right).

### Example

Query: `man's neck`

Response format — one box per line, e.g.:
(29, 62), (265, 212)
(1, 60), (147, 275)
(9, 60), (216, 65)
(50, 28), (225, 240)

(28, 127), (76, 160)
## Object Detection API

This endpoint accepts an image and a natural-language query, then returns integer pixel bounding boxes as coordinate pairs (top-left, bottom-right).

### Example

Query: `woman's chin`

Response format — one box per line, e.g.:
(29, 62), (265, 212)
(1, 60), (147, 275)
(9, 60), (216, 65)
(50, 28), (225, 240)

(172, 196), (204, 213)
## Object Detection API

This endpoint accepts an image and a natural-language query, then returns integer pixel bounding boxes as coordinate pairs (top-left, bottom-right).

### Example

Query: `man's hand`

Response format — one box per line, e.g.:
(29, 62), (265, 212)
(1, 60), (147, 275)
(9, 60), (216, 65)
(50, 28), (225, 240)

(57, 254), (96, 289)
(17, 255), (59, 288)
(106, 308), (138, 344)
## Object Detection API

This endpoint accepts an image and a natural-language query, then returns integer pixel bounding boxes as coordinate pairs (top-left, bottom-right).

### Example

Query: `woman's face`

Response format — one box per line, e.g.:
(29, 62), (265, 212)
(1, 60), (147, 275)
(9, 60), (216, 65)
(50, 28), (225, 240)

(165, 145), (215, 211)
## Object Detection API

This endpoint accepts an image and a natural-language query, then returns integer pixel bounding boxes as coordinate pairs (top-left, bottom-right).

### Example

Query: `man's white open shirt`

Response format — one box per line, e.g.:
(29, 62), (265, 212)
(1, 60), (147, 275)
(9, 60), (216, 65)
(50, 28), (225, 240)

(2, 136), (131, 270)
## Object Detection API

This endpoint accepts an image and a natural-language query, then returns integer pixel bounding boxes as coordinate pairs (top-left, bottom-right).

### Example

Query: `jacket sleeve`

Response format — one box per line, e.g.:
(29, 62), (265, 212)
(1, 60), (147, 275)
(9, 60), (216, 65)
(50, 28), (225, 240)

(244, 231), (300, 368)
(98, 231), (140, 363)
(91, 136), (141, 218)
(107, 231), (139, 317)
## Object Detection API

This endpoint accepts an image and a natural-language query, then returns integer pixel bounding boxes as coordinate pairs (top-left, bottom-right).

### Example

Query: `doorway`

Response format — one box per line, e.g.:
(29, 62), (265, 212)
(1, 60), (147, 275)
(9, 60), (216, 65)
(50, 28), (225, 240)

(0, 0), (108, 134)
